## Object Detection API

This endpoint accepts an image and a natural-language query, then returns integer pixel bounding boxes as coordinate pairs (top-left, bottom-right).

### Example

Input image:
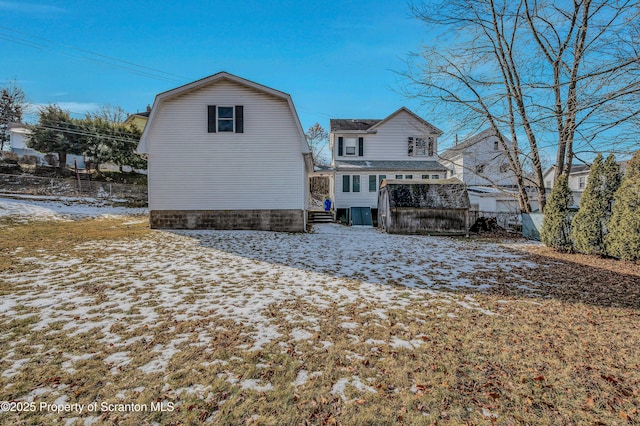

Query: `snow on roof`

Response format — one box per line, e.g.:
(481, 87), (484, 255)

(335, 160), (448, 171)
(380, 178), (470, 209)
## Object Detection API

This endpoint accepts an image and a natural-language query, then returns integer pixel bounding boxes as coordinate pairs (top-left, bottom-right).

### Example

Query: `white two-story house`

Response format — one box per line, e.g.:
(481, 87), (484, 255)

(329, 107), (448, 225)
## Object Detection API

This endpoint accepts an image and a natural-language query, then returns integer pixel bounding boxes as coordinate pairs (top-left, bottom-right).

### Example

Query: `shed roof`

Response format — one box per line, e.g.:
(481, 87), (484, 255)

(380, 178), (470, 209)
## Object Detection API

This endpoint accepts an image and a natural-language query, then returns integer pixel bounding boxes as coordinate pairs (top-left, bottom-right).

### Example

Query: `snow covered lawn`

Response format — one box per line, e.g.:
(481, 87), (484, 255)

(0, 208), (638, 424)
(0, 193), (146, 222)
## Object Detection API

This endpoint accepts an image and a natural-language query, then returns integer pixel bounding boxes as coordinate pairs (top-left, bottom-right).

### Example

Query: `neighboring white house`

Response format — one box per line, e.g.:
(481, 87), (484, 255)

(137, 71), (313, 231)
(543, 160), (627, 207)
(2, 122), (86, 168)
(328, 107), (448, 224)
(543, 164), (590, 206)
(439, 128), (520, 213)
(439, 128), (517, 187)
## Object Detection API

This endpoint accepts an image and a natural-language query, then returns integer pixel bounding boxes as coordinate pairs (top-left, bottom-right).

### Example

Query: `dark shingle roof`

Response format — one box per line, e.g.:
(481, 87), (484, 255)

(330, 119), (382, 132)
(334, 160), (448, 171)
(569, 164), (590, 173)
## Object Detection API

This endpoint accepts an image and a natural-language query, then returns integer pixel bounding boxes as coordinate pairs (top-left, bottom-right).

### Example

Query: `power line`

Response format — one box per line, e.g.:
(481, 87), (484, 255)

(0, 25), (191, 84)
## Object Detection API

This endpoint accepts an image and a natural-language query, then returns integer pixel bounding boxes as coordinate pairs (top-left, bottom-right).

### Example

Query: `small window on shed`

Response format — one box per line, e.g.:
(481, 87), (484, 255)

(395, 175), (403, 179)
(422, 174), (429, 179)
(378, 175), (386, 185)
(405, 174), (413, 179)
(431, 174), (439, 179)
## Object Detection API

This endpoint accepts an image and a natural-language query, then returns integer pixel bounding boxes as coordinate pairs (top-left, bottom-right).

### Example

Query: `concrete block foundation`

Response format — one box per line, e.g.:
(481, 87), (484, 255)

(149, 209), (305, 232)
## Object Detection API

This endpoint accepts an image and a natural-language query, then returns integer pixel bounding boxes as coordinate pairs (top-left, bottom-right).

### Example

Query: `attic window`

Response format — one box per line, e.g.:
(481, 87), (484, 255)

(208, 105), (244, 133)
(476, 164), (485, 174)
(494, 140), (499, 151)
(218, 107), (234, 131)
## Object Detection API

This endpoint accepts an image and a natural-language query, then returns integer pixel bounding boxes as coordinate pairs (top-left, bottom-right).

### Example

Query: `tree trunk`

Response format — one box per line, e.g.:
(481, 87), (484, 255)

(57, 152), (67, 174)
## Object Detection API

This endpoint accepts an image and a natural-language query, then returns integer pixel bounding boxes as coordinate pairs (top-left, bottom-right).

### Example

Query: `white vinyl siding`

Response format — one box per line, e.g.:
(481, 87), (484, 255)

(440, 135), (516, 186)
(333, 110), (439, 162)
(146, 79), (305, 211)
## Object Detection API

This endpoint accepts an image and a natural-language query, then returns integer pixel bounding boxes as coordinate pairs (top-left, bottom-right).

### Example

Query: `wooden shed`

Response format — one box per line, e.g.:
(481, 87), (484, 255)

(377, 178), (470, 235)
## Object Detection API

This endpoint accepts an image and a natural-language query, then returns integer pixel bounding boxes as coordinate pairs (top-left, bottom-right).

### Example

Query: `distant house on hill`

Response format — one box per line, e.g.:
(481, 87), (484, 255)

(2, 122), (86, 168)
(137, 71), (313, 231)
(124, 105), (151, 131)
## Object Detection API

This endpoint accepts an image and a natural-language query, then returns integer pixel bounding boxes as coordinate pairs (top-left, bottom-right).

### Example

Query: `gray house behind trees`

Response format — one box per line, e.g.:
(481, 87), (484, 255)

(377, 178), (470, 235)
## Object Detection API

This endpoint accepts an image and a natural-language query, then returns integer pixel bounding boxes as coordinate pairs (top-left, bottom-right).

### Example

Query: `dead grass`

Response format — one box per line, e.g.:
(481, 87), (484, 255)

(0, 219), (639, 425)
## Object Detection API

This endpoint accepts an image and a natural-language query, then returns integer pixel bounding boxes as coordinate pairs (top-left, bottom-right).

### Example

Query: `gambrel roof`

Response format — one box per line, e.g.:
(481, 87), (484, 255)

(137, 71), (309, 155)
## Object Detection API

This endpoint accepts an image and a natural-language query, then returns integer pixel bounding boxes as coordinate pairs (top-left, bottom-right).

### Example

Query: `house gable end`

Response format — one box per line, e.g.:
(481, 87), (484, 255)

(138, 72), (308, 155)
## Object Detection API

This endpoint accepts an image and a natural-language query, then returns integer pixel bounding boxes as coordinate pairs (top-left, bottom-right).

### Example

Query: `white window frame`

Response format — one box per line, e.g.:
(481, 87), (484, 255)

(344, 137), (357, 156)
(217, 106), (235, 132)
(578, 176), (586, 189)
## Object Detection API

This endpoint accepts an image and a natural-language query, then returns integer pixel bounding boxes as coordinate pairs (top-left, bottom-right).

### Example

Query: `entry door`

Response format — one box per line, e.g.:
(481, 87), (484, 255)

(351, 207), (372, 226)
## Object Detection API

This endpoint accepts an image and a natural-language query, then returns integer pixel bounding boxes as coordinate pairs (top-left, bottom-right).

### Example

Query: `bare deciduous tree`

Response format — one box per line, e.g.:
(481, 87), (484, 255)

(406, 0), (640, 212)
(305, 122), (329, 166)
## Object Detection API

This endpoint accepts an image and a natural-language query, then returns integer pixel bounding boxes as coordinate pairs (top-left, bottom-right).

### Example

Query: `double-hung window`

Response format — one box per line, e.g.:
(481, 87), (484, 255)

(353, 175), (360, 192)
(342, 175), (350, 192)
(345, 138), (357, 156)
(208, 105), (244, 133)
(217, 107), (234, 132)
(408, 136), (434, 156)
(369, 175), (376, 192)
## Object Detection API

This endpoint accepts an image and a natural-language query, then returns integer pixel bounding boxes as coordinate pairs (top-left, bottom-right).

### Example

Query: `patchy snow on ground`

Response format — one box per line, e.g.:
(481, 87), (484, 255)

(1, 212), (547, 409)
(0, 193), (146, 221)
(331, 376), (378, 402)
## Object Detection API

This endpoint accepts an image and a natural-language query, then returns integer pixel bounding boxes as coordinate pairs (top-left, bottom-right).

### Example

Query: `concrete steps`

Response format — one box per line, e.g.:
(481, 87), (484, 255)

(308, 210), (334, 224)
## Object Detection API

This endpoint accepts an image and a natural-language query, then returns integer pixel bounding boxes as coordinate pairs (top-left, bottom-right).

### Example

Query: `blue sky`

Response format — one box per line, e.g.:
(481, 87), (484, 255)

(0, 1), (448, 142)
